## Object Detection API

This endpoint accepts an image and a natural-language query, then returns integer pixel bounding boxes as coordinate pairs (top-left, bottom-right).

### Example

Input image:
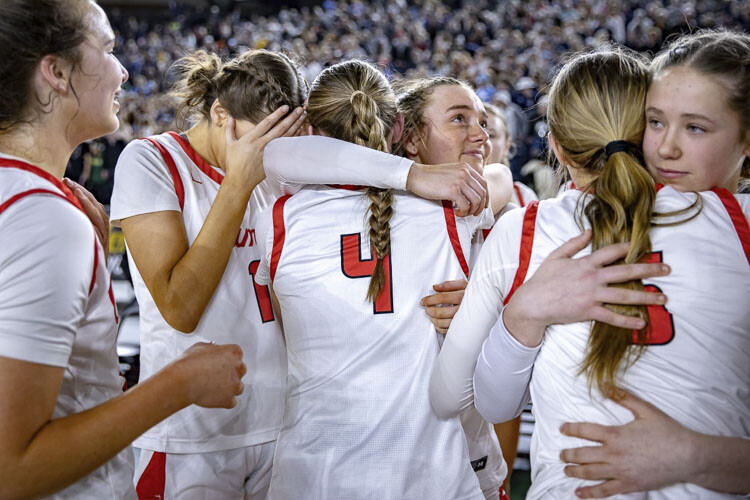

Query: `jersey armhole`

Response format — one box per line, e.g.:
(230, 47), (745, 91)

(270, 194), (292, 281)
(442, 200), (471, 278)
(143, 137), (185, 211)
(712, 187), (750, 266)
(503, 200), (539, 305)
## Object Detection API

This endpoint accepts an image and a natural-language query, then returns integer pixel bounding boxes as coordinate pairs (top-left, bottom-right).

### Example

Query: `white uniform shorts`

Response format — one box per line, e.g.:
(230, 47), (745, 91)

(134, 441), (275, 499)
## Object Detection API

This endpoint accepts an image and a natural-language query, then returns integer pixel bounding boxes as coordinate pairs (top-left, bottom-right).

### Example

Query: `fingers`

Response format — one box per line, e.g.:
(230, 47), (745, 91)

(254, 106), (305, 144)
(607, 388), (657, 419)
(429, 317), (452, 334)
(598, 261), (670, 285)
(424, 305), (459, 320)
(421, 291), (464, 307)
(586, 241), (631, 266)
(596, 286), (666, 306)
(247, 105), (290, 138)
(547, 230), (593, 259)
(453, 196), (471, 218)
(575, 479), (631, 498)
(560, 444), (606, 464)
(560, 421), (610, 443)
(432, 279), (468, 292)
(564, 463), (612, 480)
(589, 306), (646, 330)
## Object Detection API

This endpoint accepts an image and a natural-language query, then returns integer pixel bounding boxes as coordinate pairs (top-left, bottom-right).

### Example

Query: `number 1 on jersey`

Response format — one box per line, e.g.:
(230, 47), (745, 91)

(340, 233), (394, 314)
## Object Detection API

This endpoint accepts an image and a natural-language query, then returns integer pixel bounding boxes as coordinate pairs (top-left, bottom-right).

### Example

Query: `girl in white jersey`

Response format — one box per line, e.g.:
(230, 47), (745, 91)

(0, 1), (246, 498)
(110, 49), (309, 498)
(431, 40), (750, 499)
(255, 60), (492, 499)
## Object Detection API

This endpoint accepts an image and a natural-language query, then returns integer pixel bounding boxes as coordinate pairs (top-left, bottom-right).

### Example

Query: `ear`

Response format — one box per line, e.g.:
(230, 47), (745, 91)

(39, 54), (72, 94)
(390, 113), (405, 145)
(210, 99), (228, 127)
(307, 124), (316, 136)
(403, 130), (421, 157)
(548, 133), (569, 166)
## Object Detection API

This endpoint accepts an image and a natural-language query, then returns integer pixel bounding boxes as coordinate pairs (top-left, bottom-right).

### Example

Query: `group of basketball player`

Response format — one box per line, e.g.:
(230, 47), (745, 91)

(0, 0), (747, 499)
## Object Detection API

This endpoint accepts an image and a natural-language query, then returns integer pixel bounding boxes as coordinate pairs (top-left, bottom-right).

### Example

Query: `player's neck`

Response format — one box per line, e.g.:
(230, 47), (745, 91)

(0, 122), (73, 179)
(185, 121), (222, 170)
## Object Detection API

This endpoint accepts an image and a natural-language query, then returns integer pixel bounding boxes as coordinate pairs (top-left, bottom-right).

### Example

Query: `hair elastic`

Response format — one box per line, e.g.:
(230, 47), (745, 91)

(604, 140), (638, 160)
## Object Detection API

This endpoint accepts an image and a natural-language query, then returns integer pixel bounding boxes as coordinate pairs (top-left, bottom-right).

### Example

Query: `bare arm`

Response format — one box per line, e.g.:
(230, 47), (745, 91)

(0, 343), (245, 499)
(483, 162), (514, 217)
(560, 389), (750, 498)
(120, 108), (304, 333)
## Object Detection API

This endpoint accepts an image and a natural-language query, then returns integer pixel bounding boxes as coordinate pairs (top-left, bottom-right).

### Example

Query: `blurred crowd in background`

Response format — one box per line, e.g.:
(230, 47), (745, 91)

(71, 0), (750, 204)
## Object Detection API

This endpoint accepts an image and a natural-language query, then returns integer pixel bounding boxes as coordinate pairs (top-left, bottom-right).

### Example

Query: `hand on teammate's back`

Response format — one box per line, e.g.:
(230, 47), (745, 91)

(64, 178), (110, 259)
(223, 106), (306, 191)
(406, 162), (488, 217)
(503, 230), (671, 347)
(559, 387), (694, 498)
(172, 342), (247, 409)
(420, 279), (468, 334)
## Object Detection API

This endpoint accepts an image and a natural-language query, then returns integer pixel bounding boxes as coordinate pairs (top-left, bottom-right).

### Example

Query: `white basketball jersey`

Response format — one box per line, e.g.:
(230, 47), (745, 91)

(481, 186), (750, 499)
(255, 186), (490, 499)
(110, 132), (286, 453)
(511, 181), (538, 208)
(0, 156), (134, 499)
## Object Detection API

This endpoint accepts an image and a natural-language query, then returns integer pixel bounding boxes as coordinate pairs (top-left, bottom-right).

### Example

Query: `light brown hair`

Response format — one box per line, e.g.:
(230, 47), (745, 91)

(548, 48), (655, 393)
(306, 60), (398, 302)
(170, 49), (307, 129)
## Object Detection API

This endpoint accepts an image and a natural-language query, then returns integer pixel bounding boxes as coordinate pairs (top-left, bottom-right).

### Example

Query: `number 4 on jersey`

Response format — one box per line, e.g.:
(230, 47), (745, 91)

(634, 251), (674, 345)
(340, 233), (394, 314)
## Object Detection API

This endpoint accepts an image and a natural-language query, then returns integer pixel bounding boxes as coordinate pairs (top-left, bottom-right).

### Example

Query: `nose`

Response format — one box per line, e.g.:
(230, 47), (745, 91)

(468, 120), (489, 145)
(119, 60), (129, 84)
(657, 126), (681, 160)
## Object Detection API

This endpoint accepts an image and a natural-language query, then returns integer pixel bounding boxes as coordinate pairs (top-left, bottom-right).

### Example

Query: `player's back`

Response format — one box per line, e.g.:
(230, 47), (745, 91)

(258, 186), (484, 500)
(515, 186), (750, 499)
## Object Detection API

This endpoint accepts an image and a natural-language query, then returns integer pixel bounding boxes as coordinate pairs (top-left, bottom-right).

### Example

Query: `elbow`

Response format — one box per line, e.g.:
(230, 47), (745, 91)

(428, 377), (467, 419)
(159, 303), (200, 333)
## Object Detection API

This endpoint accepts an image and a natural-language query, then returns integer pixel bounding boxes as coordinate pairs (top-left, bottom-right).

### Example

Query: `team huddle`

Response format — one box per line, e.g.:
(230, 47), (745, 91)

(0, 1), (748, 499)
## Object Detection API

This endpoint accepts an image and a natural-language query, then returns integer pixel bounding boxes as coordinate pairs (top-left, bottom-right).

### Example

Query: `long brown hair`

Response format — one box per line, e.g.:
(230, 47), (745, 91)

(547, 48), (655, 393)
(169, 49), (308, 130)
(306, 60), (398, 303)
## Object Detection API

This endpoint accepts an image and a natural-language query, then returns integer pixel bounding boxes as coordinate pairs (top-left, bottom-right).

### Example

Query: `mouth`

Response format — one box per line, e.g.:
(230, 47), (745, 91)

(655, 167), (688, 179)
(462, 150), (484, 160)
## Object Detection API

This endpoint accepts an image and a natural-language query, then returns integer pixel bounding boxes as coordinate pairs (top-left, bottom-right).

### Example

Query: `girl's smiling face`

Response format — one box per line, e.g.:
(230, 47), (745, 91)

(643, 65), (750, 192)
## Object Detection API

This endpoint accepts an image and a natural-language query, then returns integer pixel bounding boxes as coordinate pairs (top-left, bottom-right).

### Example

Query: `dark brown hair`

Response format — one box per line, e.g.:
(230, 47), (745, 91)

(170, 49), (308, 129)
(0, 0), (91, 131)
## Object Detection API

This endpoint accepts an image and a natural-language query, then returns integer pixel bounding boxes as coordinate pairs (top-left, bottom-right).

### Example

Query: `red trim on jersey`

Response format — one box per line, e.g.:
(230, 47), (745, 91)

(513, 183), (525, 207)
(136, 451), (166, 499)
(0, 160), (83, 211)
(167, 131), (225, 185)
(713, 187), (750, 266)
(0, 189), (73, 217)
(270, 195), (292, 281)
(655, 183), (665, 192)
(108, 277), (119, 323)
(143, 137), (185, 211)
(503, 201), (539, 305)
(328, 184), (366, 191)
(442, 200), (470, 278)
(482, 227), (493, 240)
(89, 238), (98, 296)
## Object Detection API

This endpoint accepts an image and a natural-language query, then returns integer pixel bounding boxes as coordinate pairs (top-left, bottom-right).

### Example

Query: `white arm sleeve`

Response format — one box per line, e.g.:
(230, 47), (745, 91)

(0, 195), (94, 367)
(428, 206), (533, 419)
(473, 310), (539, 423)
(264, 136), (413, 195)
(110, 138), (181, 225)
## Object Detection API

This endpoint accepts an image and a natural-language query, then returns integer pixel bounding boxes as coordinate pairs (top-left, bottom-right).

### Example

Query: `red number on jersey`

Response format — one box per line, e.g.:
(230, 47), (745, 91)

(633, 251), (674, 345)
(340, 233), (394, 314)
(248, 260), (275, 323)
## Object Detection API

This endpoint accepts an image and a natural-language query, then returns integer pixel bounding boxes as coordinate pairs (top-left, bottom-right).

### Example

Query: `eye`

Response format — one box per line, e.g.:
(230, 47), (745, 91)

(480, 120), (489, 129)
(647, 118), (663, 129)
(451, 114), (465, 124)
(687, 124), (707, 134)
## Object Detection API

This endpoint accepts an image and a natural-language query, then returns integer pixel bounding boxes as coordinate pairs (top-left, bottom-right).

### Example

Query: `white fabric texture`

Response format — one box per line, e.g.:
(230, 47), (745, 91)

(0, 156), (134, 499)
(256, 184), (489, 500)
(434, 186), (750, 499)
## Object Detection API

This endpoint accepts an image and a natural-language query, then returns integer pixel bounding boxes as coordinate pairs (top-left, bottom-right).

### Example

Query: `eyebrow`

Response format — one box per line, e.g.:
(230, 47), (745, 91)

(645, 107), (716, 125)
